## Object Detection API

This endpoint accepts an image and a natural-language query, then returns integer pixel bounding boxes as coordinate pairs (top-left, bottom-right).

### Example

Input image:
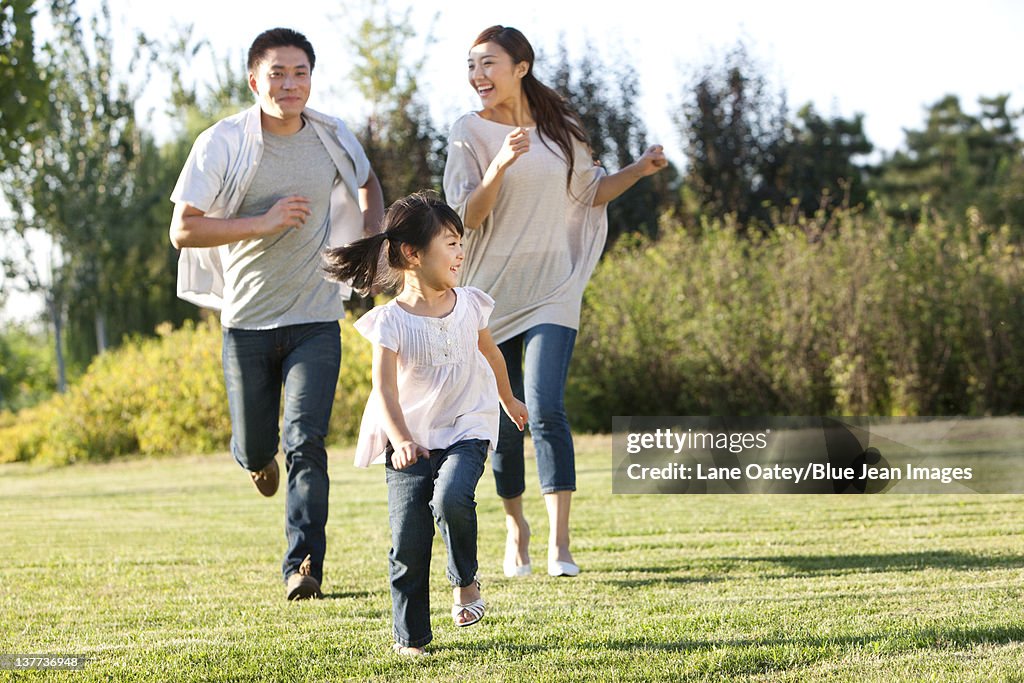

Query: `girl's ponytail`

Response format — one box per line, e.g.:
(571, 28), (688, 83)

(322, 232), (390, 294)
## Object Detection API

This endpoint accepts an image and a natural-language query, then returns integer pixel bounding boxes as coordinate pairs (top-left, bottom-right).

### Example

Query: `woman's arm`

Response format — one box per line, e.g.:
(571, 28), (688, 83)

(372, 344), (430, 469)
(477, 328), (529, 429)
(462, 127), (531, 229)
(592, 144), (669, 206)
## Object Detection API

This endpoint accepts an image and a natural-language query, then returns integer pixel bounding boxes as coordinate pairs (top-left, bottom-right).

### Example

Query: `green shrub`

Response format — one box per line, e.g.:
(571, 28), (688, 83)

(0, 316), (373, 465)
(6, 210), (1020, 463)
(330, 316), (373, 445)
(0, 324), (59, 412)
(567, 208), (1023, 431)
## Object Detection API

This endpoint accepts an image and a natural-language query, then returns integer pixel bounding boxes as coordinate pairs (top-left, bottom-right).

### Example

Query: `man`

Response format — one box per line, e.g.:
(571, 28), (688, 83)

(169, 28), (384, 600)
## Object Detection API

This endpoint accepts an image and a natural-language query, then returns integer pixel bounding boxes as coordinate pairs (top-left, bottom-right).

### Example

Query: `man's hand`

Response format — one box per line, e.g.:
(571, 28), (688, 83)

(261, 195), (312, 235)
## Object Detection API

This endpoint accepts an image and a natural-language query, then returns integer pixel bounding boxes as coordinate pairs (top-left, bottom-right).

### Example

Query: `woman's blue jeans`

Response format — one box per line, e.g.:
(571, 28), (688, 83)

(385, 439), (488, 648)
(222, 321), (340, 585)
(492, 324), (577, 498)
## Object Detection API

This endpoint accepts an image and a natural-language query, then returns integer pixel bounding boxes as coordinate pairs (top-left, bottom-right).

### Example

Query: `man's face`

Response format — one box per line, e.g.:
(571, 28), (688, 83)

(248, 46), (311, 122)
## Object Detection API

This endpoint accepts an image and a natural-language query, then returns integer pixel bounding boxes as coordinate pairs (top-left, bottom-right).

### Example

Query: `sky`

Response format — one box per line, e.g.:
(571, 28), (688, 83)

(79, 0), (1024, 158)
(4, 0), (1024, 324)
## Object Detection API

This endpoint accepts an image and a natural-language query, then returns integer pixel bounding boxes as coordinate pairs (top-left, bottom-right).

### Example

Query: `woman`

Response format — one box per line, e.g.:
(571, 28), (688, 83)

(443, 25), (667, 578)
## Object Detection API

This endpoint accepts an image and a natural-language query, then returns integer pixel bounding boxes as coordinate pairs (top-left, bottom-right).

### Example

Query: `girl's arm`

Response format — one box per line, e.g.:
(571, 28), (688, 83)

(477, 328), (529, 430)
(372, 344), (430, 469)
(592, 144), (668, 206)
(462, 127), (531, 229)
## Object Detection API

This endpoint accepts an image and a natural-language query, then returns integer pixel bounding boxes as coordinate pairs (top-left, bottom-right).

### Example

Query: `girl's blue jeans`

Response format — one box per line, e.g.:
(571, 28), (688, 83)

(221, 321), (340, 586)
(493, 324), (578, 498)
(386, 438), (488, 648)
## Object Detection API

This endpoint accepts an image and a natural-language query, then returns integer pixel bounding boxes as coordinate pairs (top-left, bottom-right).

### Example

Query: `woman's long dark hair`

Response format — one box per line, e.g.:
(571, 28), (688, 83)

(322, 191), (464, 295)
(473, 25), (590, 189)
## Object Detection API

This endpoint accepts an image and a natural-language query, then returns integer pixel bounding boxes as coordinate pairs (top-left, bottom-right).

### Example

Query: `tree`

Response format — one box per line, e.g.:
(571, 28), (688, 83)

(0, 0), (191, 379)
(675, 42), (788, 227)
(875, 94), (1024, 226)
(547, 40), (680, 244)
(772, 104), (874, 217)
(0, 323), (57, 411)
(345, 0), (445, 203)
(148, 25), (254, 142)
(0, 0), (48, 166)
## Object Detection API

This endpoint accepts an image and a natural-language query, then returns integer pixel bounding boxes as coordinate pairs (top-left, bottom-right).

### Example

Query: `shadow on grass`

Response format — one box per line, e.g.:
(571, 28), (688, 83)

(437, 623), (1024, 657)
(593, 622), (1024, 652)
(598, 573), (729, 593)
(321, 590), (377, 600)
(587, 562), (726, 588)
(603, 574), (725, 589)
(730, 550), (1024, 574)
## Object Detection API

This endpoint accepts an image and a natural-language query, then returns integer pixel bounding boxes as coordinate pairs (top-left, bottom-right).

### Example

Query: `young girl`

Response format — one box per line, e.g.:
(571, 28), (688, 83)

(323, 191), (528, 656)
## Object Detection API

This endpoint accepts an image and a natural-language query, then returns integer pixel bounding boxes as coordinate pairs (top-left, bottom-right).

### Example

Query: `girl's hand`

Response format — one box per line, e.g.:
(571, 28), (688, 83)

(631, 144), (668, 177)
(501, 397), (529, 431)
(392, 440), (430, 470)
(495, 127), (530, 171)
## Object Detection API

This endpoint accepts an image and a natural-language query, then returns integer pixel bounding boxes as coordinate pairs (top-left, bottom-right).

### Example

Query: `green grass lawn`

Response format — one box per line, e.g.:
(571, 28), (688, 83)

(1, 433), (1023, 681)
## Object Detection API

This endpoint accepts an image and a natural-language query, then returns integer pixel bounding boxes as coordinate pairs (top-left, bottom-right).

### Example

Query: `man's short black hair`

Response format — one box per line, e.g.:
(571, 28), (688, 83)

(248, 28), (315, 72)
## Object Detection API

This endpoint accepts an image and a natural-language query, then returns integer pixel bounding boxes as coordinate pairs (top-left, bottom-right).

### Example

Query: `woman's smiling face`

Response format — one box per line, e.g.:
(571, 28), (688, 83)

(467, 41), (527, 109)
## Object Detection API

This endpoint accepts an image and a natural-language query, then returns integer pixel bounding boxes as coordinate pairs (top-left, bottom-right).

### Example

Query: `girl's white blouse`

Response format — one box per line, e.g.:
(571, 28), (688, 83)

(352, 286), (499, 467)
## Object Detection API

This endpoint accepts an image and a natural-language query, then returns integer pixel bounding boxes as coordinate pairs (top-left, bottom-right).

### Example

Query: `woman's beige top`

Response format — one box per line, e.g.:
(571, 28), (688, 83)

(443, 112), (607, 344)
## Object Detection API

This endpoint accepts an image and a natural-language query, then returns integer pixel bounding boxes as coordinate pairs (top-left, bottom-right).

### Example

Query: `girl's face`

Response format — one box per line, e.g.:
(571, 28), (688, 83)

(411, 226), (464, 290)
(467, 41), (528, 109)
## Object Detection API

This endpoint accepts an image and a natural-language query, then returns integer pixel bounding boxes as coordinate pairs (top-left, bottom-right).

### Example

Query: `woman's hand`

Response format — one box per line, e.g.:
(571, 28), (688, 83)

(461, 127), (531, 228)
(392, 440), (430, 470)
(501, 397), (529, 431)
(631, 144), (668, 177)
(495, 127), (531, 171)
(593, 144), (669, 205)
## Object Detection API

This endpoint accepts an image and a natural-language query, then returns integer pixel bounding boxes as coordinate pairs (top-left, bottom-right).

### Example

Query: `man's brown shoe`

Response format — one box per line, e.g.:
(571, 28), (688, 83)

(250, 458), (279, 497)
(286, 555), (322, 600)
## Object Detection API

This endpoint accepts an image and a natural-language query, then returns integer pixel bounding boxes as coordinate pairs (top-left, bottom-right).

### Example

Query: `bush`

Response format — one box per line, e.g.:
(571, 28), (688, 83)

(567, 208), (1024, 431)
(6, 212), (1020, 463)
(0, 316), (373, 465)
(0, 324), (59, 412)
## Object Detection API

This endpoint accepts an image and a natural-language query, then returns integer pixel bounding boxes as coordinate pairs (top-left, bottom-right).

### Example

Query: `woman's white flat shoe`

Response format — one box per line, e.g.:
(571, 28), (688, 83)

(547, 560), (580, 577)
(503, 561), (532, 577)
(503, 532), (531, 577)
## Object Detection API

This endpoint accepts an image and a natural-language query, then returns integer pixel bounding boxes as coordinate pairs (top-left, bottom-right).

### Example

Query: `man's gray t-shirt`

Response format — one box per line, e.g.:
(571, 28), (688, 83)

(223, 120), (348, 329)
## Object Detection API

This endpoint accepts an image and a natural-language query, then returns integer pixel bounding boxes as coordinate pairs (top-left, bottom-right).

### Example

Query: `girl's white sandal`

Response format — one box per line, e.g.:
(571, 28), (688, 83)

(452, 597), (485, 627)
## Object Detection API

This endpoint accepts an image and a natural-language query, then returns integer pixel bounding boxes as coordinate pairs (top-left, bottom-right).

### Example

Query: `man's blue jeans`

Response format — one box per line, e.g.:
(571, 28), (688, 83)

(222, 321), (340, 585)
(493, 324), (577, 498)
(385, 439), (488, 648)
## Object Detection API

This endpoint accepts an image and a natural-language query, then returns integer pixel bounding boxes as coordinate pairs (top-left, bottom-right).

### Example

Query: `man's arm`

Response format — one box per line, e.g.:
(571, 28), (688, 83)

(359, 169), (385, 237)
(168, 195), (312, 249)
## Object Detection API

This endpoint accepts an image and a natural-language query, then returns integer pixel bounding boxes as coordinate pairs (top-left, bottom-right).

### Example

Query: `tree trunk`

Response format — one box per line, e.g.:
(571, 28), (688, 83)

(94, 311), (107, 354)
(48, 295), (67, 393)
